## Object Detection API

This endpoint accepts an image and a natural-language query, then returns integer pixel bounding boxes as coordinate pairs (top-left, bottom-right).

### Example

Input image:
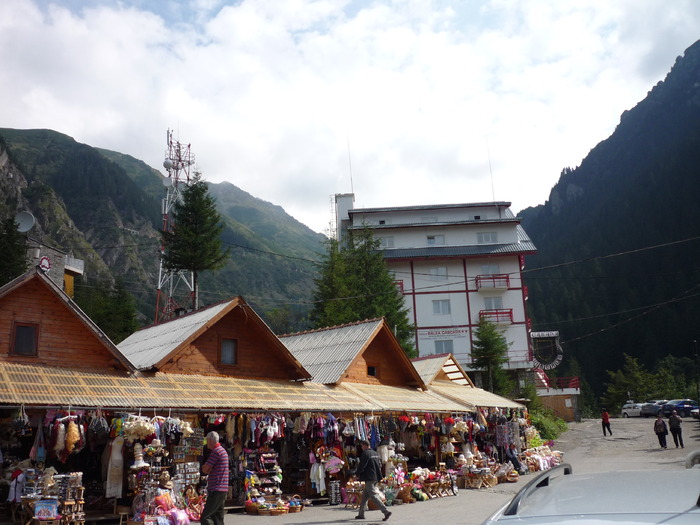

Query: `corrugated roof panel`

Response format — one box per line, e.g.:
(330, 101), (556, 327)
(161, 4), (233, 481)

(411, 358), (445, 385)
(281, 320), (382, 384)
(118, 301), (232, 369)
(381, 240), (537, 260)
(430, 380), (523, 409)
(339, 383), (469, 413)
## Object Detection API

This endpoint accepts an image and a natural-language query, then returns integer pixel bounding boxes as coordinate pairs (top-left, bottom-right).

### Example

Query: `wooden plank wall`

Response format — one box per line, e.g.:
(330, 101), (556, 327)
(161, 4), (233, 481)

(539, 394), (577, 422)
(343, 329), (416, 386)
(0, 278), (123, 370)
(159, 307), (299, 380)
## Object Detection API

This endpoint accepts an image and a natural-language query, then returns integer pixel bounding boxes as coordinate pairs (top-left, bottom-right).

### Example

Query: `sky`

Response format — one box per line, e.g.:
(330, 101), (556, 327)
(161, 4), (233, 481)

(2, 1), (699, 234)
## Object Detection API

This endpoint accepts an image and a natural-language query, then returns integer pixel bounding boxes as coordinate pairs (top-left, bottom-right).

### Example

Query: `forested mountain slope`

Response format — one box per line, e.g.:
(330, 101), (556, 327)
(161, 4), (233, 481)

(520, 40), (700, 396)
(0, 129), (324, 331)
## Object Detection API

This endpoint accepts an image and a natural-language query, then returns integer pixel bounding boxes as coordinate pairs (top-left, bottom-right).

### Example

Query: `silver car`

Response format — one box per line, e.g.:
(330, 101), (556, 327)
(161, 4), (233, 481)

(483, 463), (700, 524)
(620, 402), (643, 417)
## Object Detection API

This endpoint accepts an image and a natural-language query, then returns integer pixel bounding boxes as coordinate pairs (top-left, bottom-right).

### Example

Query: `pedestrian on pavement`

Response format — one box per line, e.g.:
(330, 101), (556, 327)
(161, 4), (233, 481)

(601, 408), (612, 436)
(653, 415), (668, 449)
(668, 410), (684, 448)
(355, 439), (391, 522)
(200, 431), (229, 525)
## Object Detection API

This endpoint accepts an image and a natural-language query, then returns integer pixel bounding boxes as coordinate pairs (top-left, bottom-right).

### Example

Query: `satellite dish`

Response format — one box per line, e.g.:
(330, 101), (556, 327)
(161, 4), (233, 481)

(162, 176), (173, 187)
(15, 211), (35, 233)
(163, 158), (174, 170)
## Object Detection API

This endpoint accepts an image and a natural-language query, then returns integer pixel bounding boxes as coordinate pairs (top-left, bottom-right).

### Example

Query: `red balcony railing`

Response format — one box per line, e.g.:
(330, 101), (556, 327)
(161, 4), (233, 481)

(535, 370), (581, 390)
(475, 274), (510, 290)
(479, 308), (513, 323)
(552, 376), (580, 389)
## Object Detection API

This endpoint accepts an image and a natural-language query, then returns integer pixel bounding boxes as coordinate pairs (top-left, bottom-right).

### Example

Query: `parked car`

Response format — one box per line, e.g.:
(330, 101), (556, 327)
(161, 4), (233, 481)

(620, 402), (643, 417)
(660, 399), (699, 417)
(482, 464), (700, 524)
(640, 399), (668, 417)
(691, 408), (699, 420)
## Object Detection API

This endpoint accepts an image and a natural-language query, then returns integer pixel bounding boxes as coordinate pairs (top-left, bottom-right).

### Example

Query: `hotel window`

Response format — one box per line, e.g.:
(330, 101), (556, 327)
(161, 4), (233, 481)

(435, 340), (454, 354)
(427, 234), (445, 246)
(484, 297), (503, 310)
(220, 338), (238, 365)
(477, 232), (497, 244)
(378, 236), (394, 248)
(11, 322), (39, 356)
(481, 263), (500, 275)
(430, 267), (448, 281)
(432, 299), (451, 315)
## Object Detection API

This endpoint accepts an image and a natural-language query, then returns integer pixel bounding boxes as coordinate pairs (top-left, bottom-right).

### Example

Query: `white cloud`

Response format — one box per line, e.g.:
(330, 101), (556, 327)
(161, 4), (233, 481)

(2, 0), (699, 234)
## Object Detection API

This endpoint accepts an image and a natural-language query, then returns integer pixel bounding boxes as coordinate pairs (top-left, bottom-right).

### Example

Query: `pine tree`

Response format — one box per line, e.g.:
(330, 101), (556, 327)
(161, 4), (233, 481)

(75, 278), (139, 343)
(471, 317), (510, 393)
(0, 217), (28, 285)
(160, 173), (229, 309)
(311, 228), (415, 356)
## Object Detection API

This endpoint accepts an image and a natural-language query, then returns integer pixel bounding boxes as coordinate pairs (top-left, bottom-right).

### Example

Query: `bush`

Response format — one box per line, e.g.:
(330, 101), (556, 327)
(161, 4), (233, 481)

(529, 410), (568, 441)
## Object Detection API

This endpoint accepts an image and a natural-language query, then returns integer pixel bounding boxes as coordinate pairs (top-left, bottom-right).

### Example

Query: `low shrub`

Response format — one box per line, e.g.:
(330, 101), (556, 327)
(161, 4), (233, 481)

(529, 410), (568, 441)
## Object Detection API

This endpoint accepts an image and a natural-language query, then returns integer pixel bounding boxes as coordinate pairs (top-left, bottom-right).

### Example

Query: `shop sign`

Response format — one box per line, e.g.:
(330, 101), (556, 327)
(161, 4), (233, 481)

(419, 328), (469, 340)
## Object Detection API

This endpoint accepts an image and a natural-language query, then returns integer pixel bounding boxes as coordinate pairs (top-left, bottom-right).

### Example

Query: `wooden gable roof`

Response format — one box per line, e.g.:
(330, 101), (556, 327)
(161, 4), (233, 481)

(412, 353), (475, 386)
(412, 353), (523, 409)
(280, 318), (426, 389)
(118, 296), (311, 381)
(0, 267), (133, 371)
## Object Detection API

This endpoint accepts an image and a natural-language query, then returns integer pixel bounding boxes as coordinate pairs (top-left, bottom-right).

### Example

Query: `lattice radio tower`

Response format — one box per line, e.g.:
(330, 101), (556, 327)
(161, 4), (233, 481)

(155, 129), (196, 323)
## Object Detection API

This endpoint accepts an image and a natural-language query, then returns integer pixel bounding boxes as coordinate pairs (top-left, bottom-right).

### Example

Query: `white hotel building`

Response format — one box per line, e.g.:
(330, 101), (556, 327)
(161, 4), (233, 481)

(335, 194), (537, 385)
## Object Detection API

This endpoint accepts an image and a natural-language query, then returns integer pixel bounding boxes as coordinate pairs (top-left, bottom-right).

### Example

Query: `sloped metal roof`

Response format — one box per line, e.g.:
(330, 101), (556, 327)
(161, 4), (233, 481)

(280, 319), (383, 384)
(118, 300), (234, 369)
(347, 217), (520, 231)
(379, 225), (536, 260)
(429, 380), (524, 409)
(381, 241), (536, 261)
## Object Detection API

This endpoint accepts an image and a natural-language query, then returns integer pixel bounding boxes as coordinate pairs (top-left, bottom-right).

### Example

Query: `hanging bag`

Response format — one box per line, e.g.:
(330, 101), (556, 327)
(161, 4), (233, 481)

(30, 421), (46, 462)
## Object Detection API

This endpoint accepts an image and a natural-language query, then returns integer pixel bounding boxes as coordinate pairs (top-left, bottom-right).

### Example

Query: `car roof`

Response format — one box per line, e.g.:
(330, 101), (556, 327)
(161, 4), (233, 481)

(485, 465), (700, 524)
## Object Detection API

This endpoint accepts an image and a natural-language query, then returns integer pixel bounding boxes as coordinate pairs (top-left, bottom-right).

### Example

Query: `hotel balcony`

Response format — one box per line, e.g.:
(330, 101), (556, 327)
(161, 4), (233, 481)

(479, 308), (513, 324)
(475, 273), (510, 291)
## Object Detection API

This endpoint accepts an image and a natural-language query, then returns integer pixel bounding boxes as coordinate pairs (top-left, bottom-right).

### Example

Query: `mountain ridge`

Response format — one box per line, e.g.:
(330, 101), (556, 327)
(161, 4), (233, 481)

(0, 128), (324, 332)
(519, 38), (700, 396)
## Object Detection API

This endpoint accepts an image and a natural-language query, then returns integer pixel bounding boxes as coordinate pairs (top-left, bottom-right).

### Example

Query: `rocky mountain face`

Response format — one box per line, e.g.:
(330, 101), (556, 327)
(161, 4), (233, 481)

(519, 40), (700, 395)
(0, 129), (325, 330)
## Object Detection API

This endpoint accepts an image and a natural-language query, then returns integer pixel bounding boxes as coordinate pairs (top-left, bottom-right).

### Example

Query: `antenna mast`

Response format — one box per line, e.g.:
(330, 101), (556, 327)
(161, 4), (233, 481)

(155, 129), (196, 324)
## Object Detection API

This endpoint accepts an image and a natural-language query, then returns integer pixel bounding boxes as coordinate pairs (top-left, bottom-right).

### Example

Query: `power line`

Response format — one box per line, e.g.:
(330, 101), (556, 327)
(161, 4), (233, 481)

(558, 283), (700, 345)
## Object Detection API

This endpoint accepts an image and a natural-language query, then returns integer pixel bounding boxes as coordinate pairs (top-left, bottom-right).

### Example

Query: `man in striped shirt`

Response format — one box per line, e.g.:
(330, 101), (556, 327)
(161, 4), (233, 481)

(200, 431), (229, 525)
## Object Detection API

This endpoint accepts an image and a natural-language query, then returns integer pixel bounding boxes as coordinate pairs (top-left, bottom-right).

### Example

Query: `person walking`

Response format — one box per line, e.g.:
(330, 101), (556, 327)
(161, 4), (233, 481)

(200, 431), (229, 525)
(654, 415), (668, 449)
(601, 408), (612, 436)
(355, 439), (391, 521)
(668, 410), (684, 448)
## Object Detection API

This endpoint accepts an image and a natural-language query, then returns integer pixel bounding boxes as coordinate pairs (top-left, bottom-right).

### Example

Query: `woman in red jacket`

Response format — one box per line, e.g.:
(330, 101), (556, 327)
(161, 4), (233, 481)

(601, 408), (612, 436)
